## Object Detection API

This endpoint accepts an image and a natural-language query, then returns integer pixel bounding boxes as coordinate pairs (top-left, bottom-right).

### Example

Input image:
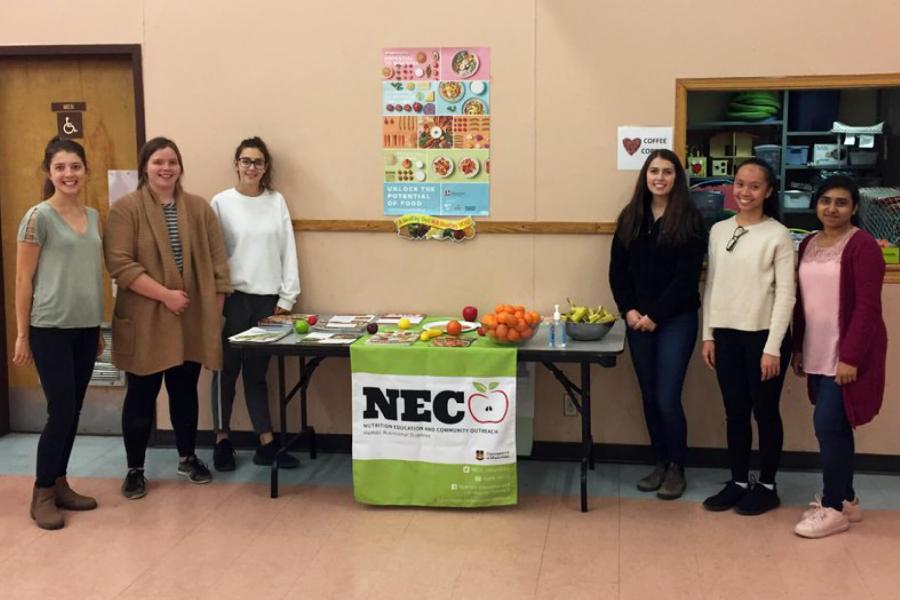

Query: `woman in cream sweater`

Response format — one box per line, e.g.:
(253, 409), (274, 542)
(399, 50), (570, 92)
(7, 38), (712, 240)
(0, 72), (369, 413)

(700, 157), (795, 516)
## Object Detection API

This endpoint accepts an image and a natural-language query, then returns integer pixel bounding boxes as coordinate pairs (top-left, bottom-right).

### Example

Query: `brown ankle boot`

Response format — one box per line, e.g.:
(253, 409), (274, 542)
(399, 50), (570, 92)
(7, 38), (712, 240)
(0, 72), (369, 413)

(55, 476), (98, 511)
(31, 485), (64, 530)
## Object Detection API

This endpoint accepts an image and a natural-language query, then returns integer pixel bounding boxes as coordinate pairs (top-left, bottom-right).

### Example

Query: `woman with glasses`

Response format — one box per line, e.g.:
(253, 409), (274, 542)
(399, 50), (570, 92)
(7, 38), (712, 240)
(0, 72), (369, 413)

(700, 157), (795, 516)
(16, 138), (104, 529)
(790, 176), (886, 538)
(209, 137), (300, 471)
(609, 149), (706, 500)
(105, 137), (232, 499)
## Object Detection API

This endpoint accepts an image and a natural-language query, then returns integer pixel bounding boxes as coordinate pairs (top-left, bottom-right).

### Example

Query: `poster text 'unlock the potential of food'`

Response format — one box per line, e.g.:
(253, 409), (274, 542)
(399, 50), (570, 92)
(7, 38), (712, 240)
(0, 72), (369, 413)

(382, 47), (490, 216)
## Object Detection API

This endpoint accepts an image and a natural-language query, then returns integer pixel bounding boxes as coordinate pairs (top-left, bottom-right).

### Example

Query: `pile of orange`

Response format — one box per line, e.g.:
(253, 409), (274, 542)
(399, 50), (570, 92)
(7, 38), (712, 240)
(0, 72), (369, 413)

(481, 304), (542, 343)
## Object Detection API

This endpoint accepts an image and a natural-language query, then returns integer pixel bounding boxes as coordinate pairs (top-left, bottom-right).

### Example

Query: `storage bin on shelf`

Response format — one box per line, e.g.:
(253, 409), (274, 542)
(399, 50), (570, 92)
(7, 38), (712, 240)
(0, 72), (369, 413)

(859, 187), (900, 248)
(754, 144), (781, 170)
(783, 190), (812, 210)
(849, 151), (878, 166)
(785, 145), (809, 166)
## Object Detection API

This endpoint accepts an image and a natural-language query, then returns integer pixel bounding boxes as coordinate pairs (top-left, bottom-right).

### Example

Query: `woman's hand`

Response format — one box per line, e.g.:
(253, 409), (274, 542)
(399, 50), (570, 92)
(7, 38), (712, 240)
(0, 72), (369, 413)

(625, 309), (643, 329)
(635, 315), (657, 332)
(701, 340), (715, 370)
(163, 289), (190, 315)
(274, 306), (292, 315)
(97, 332), (105, 358)
(13, 335), (32, 367)
(835, 361), (858, 386)
(760, 353), (781, 381)
(791, 352), (805, 377)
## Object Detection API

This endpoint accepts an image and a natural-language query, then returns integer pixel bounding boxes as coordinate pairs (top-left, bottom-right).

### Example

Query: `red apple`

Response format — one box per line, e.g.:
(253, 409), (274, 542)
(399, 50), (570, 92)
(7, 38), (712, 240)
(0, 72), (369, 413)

(477, 326), (485, 336)
(307, 315), (318, 326)
(468, 388), (509, 424)
(366, 322), (379, 334)
(462, 305), (478, 322)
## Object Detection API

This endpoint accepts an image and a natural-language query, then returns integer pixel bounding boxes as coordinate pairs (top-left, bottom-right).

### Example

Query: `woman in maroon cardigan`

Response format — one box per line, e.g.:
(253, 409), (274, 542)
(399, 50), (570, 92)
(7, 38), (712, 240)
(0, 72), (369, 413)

(791, 175), (887, 539)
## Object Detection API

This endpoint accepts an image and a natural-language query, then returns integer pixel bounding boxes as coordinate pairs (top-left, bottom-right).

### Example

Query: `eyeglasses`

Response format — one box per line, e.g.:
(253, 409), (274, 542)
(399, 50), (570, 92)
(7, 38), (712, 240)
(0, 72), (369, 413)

(726, 225), (748, 252)
(238, 157), (266, 169)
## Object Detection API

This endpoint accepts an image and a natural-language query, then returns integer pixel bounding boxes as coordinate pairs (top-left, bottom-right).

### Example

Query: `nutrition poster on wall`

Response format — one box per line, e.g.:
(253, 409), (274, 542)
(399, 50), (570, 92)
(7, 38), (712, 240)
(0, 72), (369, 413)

(382, 47), (490, 216)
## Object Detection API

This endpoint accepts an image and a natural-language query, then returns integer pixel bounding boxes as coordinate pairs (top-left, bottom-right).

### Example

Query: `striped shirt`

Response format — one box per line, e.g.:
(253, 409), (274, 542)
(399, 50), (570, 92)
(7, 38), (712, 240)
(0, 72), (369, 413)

(162, 202), (183, 272)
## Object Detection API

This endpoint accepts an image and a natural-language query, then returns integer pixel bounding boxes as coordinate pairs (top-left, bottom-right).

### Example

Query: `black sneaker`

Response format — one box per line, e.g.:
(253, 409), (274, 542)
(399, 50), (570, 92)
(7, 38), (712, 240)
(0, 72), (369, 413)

(213, 439), (236, 472)
(122, 468), (147, 500)
(253, 440), (300, 469)
(735, 482), (780, 516)
(177, 455), (213, 484)
(703, 481), (747, 511)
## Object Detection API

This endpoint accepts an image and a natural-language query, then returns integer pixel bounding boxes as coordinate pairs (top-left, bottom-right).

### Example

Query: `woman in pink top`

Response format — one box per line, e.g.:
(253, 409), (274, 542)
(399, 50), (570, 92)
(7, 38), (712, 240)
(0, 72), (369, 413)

(791, 176), (887, 539)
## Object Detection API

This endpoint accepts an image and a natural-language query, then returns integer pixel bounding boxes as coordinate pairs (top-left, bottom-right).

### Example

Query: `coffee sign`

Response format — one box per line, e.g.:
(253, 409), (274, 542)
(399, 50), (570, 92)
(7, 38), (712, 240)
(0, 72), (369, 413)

(617, 126), (673, 170)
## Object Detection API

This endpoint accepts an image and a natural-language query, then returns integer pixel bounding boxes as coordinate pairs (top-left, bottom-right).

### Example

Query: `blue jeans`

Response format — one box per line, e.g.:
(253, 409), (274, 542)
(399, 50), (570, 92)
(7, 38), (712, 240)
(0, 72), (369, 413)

(626, 311), (697, 466)
(809, 375), (855, 510)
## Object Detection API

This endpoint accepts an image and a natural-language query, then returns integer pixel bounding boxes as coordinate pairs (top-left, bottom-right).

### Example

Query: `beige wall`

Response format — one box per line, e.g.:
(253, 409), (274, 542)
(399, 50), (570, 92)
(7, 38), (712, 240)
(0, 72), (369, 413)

(3, 0), (899, 454)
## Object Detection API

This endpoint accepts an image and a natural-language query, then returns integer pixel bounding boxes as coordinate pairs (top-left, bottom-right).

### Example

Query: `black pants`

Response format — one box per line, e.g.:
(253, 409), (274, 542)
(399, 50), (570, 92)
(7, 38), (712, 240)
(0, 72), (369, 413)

(123, 361), (201, 468)
(30, 326), (99, 488)
(210, 291), (278, 436)
(626, 311), (697, 466)
(713, 328), (791, 484)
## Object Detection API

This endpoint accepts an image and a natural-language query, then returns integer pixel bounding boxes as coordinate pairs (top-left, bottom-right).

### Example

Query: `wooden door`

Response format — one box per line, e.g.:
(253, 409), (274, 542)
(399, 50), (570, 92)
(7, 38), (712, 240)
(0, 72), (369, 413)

(0, 53), (139, 432)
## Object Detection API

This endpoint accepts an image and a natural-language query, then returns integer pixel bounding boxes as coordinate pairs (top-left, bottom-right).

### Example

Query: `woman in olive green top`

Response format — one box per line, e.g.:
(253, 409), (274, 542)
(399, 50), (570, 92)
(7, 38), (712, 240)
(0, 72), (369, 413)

(15, 138), (105, 530)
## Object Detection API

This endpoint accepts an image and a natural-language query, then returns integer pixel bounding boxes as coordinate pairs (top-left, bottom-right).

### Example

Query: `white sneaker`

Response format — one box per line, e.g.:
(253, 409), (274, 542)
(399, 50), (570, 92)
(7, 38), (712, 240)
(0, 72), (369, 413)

(802, 495), (863, 523)
(794, 505), (850, 539)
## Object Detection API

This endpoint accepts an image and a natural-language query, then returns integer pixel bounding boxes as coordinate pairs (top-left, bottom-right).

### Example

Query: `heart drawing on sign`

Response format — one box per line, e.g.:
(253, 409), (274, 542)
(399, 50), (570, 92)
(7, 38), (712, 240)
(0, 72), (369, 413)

(622, 138), (642, 156)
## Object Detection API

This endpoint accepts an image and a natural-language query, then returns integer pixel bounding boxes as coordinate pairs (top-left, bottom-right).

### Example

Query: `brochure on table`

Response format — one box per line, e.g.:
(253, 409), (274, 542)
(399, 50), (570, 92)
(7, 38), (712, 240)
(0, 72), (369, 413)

(382, 47), (491, 216)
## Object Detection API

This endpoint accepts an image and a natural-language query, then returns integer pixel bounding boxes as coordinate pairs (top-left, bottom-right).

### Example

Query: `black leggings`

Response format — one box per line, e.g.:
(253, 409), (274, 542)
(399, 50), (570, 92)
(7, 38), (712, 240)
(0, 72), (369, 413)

(123, 362), (201, 468)
(713, 328), (791, 484)
(30, 326), (99, 488)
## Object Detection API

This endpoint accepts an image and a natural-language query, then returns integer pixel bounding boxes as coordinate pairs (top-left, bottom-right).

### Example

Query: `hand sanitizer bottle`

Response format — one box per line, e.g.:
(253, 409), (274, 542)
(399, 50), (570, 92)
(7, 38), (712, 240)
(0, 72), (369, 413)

(553, 304), (566, 348)
(549, 305), (557, 347)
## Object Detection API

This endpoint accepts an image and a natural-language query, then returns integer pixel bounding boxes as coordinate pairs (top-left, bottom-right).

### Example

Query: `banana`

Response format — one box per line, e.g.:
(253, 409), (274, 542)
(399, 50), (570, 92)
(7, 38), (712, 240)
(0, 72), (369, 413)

(561, 299), (617, 325)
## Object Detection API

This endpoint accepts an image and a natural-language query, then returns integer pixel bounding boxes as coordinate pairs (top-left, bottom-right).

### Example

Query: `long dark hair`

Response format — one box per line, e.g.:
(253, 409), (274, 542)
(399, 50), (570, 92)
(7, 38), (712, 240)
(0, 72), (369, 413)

(234, 136), (273, 191)
(734, 157), (781, 221)
(813, 175), (861, 227)
(137, 137), (184, 192)
(615, 149), (705, 247)
(41, 137), (88, 200)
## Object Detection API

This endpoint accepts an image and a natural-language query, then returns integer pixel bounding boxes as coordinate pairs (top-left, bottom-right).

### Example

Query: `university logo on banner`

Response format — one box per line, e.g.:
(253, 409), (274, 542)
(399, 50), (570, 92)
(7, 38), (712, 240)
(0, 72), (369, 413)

(350, 345), (517, 507)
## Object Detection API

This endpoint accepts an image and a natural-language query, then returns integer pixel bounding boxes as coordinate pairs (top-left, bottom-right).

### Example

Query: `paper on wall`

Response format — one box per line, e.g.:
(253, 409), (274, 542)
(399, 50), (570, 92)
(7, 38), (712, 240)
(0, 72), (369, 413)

(617, 126), (674, 170)
(108, 170), (138, 205)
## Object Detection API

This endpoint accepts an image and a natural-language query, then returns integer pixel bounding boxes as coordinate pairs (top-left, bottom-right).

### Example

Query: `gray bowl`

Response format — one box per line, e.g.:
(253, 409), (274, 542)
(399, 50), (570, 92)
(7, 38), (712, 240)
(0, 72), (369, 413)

(565, 320), (614, 342)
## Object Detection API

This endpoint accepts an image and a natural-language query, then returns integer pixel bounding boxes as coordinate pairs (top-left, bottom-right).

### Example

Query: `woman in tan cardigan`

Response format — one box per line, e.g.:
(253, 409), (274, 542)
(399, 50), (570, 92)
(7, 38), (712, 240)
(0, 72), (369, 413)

(105, 137), (231, 499)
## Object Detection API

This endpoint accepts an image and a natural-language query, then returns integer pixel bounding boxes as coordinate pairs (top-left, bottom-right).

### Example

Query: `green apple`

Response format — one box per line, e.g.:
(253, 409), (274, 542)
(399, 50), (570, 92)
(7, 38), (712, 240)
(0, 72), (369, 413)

(294, 319), (310, 334)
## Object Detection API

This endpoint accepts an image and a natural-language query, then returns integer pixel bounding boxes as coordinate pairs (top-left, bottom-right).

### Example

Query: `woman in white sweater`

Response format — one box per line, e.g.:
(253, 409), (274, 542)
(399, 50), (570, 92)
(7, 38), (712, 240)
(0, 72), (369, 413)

(700, 157), (795, 516)
(210, 137), (301, 470)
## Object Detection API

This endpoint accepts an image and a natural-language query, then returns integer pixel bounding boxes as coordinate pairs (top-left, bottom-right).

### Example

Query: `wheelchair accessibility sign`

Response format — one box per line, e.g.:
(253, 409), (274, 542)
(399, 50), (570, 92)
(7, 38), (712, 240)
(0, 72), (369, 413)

(56, 111), (84, 139)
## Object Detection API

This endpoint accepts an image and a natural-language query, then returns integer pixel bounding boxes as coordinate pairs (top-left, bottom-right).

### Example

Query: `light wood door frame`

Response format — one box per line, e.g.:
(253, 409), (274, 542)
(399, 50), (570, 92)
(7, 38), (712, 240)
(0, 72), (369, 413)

(0, 44), (145, 435)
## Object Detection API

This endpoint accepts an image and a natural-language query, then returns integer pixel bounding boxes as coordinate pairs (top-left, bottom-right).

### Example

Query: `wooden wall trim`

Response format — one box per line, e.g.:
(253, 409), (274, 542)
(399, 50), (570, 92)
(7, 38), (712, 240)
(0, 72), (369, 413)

(292, 219), (617, 234)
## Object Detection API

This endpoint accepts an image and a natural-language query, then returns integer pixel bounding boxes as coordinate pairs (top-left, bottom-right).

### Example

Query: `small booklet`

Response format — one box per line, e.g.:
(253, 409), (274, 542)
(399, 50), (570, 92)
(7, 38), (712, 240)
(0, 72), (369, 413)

(229, 327), (291, 344)
(296, 332), (360, 345)
(314, 315), (375, 332)
(367, 330), (420, 345)
(376, 313), (426, 325)
(258, 313), (314, 326)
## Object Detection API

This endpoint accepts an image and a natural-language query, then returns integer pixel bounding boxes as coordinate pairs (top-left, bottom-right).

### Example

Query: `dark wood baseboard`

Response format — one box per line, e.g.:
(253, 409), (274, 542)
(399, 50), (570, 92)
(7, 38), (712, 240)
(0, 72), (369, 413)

(158, 431), (900, 475)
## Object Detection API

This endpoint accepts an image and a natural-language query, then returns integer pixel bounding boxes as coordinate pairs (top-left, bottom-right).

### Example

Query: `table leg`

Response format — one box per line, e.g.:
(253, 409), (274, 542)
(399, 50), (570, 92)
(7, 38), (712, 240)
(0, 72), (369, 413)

(580, 361), (593, 513)
(299, 356), (317, 459)
(271, 355), (286, 499)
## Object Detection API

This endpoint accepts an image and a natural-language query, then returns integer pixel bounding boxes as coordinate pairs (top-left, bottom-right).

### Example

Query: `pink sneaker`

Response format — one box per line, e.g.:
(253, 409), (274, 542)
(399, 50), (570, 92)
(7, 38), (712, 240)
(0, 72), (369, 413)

(794, 505), (850, 539)
(802, 495), (863, 523)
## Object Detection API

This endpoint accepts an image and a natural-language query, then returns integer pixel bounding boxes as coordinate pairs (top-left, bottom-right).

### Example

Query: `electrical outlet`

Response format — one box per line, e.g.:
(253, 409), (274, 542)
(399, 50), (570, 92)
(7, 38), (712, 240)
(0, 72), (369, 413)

(563, 393), (578, 416)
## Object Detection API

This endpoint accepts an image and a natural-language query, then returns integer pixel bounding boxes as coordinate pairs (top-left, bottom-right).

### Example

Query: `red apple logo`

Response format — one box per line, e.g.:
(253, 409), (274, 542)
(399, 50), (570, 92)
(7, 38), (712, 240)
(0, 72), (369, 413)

(462, 305), (478, 322)
(468, 382), (509, 424)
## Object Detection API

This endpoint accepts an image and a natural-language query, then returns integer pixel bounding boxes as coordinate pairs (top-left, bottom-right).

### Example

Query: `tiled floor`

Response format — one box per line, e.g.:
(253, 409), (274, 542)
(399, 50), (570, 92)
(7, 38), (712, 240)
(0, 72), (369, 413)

(1, 433), (899, 599)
